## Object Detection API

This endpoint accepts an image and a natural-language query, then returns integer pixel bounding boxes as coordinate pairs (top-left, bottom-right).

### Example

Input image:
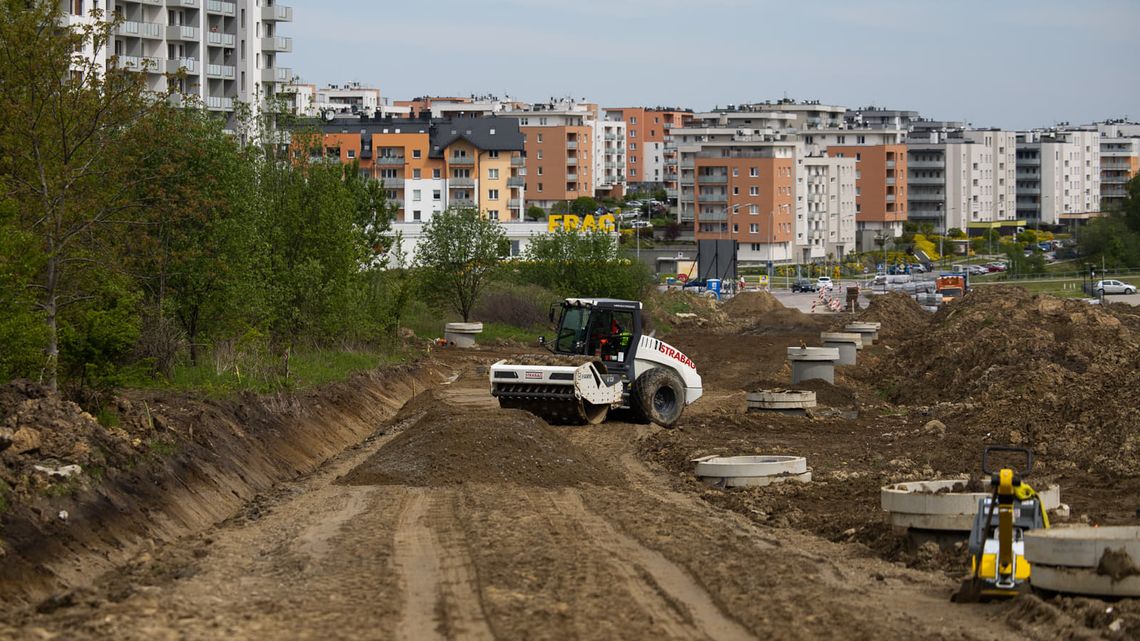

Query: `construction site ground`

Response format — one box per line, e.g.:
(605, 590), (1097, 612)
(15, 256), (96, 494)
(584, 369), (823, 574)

(1, 289), (1138, 640)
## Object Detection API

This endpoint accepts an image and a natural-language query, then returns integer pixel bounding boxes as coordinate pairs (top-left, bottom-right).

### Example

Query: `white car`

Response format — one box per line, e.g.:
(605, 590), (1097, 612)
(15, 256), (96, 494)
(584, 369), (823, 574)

(816, 276), (833, 290)
(1095, 280), (1137, 295)
(630, 220), (653, 229)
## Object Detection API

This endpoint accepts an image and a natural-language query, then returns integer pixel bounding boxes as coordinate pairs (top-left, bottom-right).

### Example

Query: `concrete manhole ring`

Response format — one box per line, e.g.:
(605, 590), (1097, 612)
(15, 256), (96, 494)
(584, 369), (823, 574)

(880, 479), (1061, 531)
(746, 389), (817, 411)
(692, 455), (811, 488)
(1025, 526), (1140, 597)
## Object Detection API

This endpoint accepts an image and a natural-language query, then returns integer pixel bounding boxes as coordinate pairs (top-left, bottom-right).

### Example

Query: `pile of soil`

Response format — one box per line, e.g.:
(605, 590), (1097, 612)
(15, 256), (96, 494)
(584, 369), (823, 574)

(873, 287), (1140, 476)
(339, 400), (614, 488)
(0, 381), (156, 507)
(724, 292), (822, 333)
(854, 293), (931, 341)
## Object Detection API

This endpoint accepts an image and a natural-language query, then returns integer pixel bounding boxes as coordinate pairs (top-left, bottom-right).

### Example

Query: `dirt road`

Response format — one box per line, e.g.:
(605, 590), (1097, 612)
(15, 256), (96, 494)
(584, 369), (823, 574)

(4, 357), (1071, 641)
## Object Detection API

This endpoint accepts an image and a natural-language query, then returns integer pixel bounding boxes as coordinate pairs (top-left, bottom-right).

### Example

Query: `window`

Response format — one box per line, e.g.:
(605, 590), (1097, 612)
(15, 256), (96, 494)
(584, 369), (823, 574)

(412, 149), (422, 158)
(537, 167), (543, 176)
(630, 117), (637, 124)
(732, 224), (738, 233)
(750, 167), (759, 177)
(732, 168), (739, 177)
(488, 150), (500, 158)
(837, 136), (846, 144)
(630, 130), (636, 138)
(433, 189), (441, 201)
(630, 168), (637, 177)
(749, 186), (759, 196)
(733, 187), (739, 195)
(537, 151), (543, 160)
(629, 143), (637, 151)
(488, 168), (499, 180)
(413, 189), (422, 202)
(347, 150), (355, 159)
(412, 210), (422, 221)
(432, 168), (441, 178)
(537, 182), (543, 192)
(857, 136), (866, 144)
(488, 210), (500, 220)
(537, 133), (543, 143)
(855, 153), (861, 161)
(750, 224), (759, 233)
(413, 169), (422, 179)
(749, 204), (759, 215)
(489, 189), (500, 200)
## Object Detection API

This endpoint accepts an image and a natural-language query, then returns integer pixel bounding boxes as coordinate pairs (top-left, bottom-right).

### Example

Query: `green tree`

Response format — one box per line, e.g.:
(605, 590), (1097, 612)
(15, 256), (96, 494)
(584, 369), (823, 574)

(517, 228), (651, 300)
(0, 1), (167, 391)
(415, 207), (506, 322)
(0, 197), (46, 380)
(526, 205), (546, 221)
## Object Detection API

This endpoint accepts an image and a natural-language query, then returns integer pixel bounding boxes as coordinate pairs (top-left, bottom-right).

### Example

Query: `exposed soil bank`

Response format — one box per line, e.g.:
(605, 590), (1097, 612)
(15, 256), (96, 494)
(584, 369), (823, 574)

(0, 362), (441, 608)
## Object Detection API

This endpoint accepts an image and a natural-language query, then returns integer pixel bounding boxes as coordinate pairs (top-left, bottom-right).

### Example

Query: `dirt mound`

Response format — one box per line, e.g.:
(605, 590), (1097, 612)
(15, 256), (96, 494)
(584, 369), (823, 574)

(726, 292), (821, 332)
(872, 286), (1140, 476)
(339, 400), (614, 488)
(723, 291), (784, 316)
(855, 293), (930, 341)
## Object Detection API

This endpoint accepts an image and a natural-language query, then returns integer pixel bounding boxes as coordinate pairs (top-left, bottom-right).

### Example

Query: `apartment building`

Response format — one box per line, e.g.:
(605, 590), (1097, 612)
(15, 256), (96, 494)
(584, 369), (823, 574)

(497, 100), (599, 210)
(317, 83), (381, 115)
(907, 128), (1018, 233)
(309, 116), (525, 224)
(65, 0), (294, 120)
(604, 107), (691, 188)
(1071, 121), (1140, 211)
(1016, 130), (1101, 226)
(799, 156), (858, 262)
(595, 118), (627, 198)
(673, 110), (801, 265)
(845, 106), (923, 130)
(741, 99), (847, 131)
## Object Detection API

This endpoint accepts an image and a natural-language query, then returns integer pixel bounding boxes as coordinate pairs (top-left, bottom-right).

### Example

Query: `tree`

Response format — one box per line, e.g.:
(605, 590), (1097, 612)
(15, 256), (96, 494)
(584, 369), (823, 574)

(526, 205), (546, 221)
(416, 208), (506, 322)
(0, 1), (168, 391)
(0, 196), (46, 380)
(517, 228), (651, 300)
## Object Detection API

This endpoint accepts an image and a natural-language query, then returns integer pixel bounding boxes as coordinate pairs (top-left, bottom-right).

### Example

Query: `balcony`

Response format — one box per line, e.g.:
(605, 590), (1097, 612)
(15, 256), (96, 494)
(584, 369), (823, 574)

(886, 160), (896, 169)
(566, 141), (578, 151)
(1018, 186), (1041, 195)
(699, 210), (728, 222)
(206, 64), (236, 79)
(116, 21), (163, 39)
(886, 194), (896, 203)
(698, 193), (728, 203)
(885, 177), (896, 186)
(566, 157), (578, 167)
(450, 198), (475, 208)
(207, 0), (236, 16)
(605, 133), (622, 141)
(449, 177), (475, 188)
(565, 172), (579, 181)
(166, 24), (198, 40)
(907, 176), (942, 185)
(508, 199), (521, 208)
(261, 36), (292, 52)
(165, 57), (198, 73)
(379, 177), (404, 188)
(207, 31), (236, 47)
(376, 156), (404, 165)
(113, 55), (162, 72)
(507, 176), (525, 187)
(511, 156), (526, 167)
(166, 0), (199, 7)
(449, 156), (474, 166)
(262, 4), (293, 21)
(205, 95), (234, 111)
(908, 191), (945, 202)
(261, 67), (292, 83)
(908, 159), (944, 169)
(697, 174), (727, 184)
(139, 0), (163, 5)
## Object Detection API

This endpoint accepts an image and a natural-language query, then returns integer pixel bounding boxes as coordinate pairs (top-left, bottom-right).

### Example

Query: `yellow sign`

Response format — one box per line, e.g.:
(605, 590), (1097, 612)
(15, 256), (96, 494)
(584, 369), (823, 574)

(547, 214), (616, 233)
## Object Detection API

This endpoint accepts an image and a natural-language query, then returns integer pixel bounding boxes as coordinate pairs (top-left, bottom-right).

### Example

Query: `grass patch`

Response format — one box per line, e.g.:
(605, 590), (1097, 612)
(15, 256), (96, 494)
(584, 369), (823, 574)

(146, 436), (177, 457)
(479, 322), (543, 344)
(43, 477), (80, 498)
(95, 406), (120, 429)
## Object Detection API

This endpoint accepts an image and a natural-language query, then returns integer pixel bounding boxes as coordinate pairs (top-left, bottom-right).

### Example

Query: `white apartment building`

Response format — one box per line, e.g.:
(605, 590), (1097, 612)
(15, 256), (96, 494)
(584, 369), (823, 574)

(595, 118), (627, 193)
(845, 107), (922, 130)
(907, 129), (1017, 233)
(1068, 121), (1140, 210)
(740, 99), (847, 130)
(315, 83), (381, 115)
(63, 0), (293, 122)
(1016, 130), (1101, 226)
(798, 156), (857, 262)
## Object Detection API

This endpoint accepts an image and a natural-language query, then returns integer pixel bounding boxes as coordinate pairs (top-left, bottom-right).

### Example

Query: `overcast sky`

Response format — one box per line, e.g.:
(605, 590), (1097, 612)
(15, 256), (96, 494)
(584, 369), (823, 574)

(285, 0), (1138, 130)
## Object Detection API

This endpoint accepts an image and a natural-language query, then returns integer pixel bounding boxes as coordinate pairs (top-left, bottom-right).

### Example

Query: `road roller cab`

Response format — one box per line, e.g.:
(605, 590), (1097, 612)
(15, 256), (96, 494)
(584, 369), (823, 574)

(489, 298), (702, 427)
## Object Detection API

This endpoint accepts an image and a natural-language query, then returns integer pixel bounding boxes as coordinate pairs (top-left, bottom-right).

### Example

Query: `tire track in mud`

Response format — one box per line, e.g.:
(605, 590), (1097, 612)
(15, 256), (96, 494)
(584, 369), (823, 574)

(545, 489), (756, 641)
(393, 489), (495, 641)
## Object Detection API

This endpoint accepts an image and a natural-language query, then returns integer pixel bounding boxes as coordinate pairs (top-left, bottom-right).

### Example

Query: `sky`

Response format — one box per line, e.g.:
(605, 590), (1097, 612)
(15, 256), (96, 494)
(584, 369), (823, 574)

(285, 0), (1139, 130)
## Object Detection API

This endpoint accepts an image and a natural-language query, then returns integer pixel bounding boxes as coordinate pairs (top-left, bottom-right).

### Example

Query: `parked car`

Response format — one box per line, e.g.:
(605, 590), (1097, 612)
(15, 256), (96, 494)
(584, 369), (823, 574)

(630, 220), (653, 229)
(816, 276), (833, 290)
(967, 264), (988, 275)
(1095, 280), (1137, 295)
(791, 278), (818, 293)
(909, 263), (927, 273)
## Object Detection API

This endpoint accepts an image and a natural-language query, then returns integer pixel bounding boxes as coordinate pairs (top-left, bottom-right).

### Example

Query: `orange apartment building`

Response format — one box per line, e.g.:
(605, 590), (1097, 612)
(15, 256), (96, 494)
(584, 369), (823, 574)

(305, 116), (525, 223)
(605, 107), (692, 188)
(499, 103), (597, 210)
(690, 155), (797, 260)
(827, 144), (908, 247)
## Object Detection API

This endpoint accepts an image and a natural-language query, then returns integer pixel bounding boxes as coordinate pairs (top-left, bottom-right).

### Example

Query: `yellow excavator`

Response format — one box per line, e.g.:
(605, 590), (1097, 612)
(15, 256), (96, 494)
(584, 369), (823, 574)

(953, 446), (1050, 602)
